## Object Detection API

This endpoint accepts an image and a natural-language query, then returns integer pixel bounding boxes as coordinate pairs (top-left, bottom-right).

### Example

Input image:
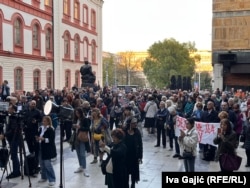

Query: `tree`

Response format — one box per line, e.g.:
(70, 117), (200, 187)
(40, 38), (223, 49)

(142, 38), (196, 88)
(117, 51), (142, 85)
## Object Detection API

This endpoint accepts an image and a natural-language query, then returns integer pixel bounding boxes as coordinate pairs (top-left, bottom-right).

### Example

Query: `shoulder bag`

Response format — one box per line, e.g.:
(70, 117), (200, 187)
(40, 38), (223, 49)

(220, 153), (242, 171)
(77, 131), (89, 142)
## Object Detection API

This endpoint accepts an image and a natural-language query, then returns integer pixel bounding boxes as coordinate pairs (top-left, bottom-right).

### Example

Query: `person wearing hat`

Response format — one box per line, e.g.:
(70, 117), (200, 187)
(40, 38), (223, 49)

(124, 118), (143, 188)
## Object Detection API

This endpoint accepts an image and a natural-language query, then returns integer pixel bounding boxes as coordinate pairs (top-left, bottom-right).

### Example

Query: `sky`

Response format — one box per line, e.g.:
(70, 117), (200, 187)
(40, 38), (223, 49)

(102, 0), (212, 53)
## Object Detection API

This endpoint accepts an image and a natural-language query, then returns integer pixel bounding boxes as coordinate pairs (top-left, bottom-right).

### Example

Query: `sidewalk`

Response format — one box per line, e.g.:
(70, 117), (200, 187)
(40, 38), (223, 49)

(0, 127), (249, 188)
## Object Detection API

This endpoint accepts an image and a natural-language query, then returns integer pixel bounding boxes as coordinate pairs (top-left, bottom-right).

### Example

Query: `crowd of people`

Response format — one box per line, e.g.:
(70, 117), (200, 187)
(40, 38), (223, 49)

(0, 80), (250, 186)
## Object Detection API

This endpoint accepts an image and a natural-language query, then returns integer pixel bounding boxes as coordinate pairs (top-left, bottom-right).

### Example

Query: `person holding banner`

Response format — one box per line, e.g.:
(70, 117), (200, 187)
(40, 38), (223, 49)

(178, 118), (198, 172)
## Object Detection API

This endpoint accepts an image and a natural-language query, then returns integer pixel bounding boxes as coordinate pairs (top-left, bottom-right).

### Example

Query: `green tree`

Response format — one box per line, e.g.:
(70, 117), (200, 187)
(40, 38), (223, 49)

(142, 38), (196, 89)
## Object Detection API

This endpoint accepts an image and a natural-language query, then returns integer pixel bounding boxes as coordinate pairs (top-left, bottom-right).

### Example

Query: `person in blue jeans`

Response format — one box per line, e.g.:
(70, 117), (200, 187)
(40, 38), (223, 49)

(36, 116), (57, 186)
(72, 107), (91, 177)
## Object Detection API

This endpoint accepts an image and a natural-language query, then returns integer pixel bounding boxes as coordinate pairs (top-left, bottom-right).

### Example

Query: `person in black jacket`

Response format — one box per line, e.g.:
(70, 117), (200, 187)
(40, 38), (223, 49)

(0, 104), (21, 179)
(99, 128), (127, 188)
(154, 101), (169, 148)
(0, 80), (10, 101)
(36, 116), (57, 186)
(124, 118), (143, 188)
(23, 100), (42, 164)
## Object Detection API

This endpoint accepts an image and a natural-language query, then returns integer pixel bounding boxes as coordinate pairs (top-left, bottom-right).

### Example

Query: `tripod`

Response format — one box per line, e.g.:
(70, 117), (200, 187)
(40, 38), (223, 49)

(0, 113), (32, 187)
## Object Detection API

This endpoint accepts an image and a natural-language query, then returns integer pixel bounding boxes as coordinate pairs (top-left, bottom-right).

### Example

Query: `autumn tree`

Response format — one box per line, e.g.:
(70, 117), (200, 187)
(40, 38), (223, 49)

(142, 38), (196, 89)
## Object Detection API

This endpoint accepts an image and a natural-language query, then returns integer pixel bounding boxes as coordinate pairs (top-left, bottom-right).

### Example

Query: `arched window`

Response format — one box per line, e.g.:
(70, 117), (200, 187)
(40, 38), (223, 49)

(91, 41), (96, 64)
(14, 19), (22, 46)
(0, 14), (2, 50)
(91, 9), (96, 30)
(64, 32), (70, 59)
(65, 70), (71, 88)
(74, 35), (80, 60)
(0, 66), (2, 85)
(46, 28), (52, 51)
(75, 70), (80, 88)
(83, 37), (88, 60)
(83, 5), (88, 25)
(14, 67), (23, 91)
(33, 24), (39, 49)
(46, 69), (53, 89)
(33, 69), (41, 90)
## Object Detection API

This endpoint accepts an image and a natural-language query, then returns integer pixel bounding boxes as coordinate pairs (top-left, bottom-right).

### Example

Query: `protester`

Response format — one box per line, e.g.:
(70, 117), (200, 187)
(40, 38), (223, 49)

(99, 128), (127, 188)
(23, 100), (42, 167)
(36, 116), (57, 186)
(243, 117), (250, 167)
(213, 118), (238, 172)
(1, 80), (10, 101)
(124, 118), (143, 188)
(154, 101), (169, 148)
(0, 104), (21, 179)
(90, 108), (111, 165)
(144, 95), (158, 134)
(72, 107), (90, 177)
(178, 117), (198, 172)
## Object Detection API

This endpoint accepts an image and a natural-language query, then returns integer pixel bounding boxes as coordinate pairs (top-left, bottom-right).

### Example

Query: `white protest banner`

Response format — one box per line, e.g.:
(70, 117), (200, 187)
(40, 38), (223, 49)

(175, 116), (220, 146)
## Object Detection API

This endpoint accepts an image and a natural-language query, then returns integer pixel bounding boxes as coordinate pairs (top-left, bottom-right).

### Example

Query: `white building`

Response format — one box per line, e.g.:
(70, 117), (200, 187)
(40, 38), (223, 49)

(0, 0), (103, 93)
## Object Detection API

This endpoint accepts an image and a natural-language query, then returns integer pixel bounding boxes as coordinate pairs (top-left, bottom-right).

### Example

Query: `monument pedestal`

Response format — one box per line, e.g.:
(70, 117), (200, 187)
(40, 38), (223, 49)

(81, 83), (95, 88)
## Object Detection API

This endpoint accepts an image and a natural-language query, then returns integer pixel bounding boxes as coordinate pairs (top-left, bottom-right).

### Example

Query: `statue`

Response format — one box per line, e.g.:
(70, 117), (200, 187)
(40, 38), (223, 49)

(80, 59), (96, 87)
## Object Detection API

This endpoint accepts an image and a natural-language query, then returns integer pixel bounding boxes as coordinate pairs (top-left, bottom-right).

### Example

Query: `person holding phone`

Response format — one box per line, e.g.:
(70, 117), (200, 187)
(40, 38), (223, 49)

(213, 118), (238, 172)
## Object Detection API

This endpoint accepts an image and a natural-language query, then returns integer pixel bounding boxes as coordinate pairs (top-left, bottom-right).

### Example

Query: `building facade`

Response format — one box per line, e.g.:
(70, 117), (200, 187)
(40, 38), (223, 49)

(212, 0), (250, 91)
(0, 0), (103, 93)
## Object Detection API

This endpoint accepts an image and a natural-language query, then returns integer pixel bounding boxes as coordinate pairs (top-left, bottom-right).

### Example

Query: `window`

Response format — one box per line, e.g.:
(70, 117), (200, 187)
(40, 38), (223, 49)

(33, 69), (40, 90)
(64, 33), (70, 58)
(83, 38), (88, 60)
(0, 15), (2, 50)
(33, 24), (39, 49)
(91, 42), (96, 64)
(63, 0), (70, 15)
(65, 70), (71, 88)
(74, 1), (80, 20)
(14, 19), (22, 45)
(75, 71), (80, 88)
(46, 28), (52, 51)
(83, 5), (88, 25)
(0, 66), (2, 85)
(14, 67), (23, 91)
(74, 35), (80, 58)
(45, 0), (51, 6)
(46, 70), (53, 89)
(91, 10), (96, 29)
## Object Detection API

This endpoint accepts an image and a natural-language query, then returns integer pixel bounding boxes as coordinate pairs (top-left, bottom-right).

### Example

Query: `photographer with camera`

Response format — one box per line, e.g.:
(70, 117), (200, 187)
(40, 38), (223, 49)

(0, 104), (21, 179)
(23, 100), (42, 166)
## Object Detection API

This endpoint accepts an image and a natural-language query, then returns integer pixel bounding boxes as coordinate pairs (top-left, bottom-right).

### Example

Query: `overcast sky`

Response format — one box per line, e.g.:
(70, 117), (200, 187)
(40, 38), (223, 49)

(102, 0), (212, 53)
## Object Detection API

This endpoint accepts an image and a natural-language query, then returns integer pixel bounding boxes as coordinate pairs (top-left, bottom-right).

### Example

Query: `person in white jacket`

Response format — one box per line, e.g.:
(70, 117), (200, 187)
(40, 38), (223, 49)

(178, 117), (198, 172)
(144, 95), (158, 134)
